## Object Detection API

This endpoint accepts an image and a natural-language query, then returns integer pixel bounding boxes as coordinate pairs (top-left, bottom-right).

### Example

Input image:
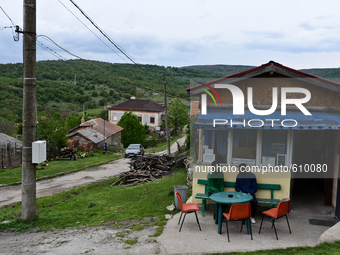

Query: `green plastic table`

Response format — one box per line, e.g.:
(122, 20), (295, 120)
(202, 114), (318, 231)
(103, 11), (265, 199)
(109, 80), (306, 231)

(210, 191), (253, 235)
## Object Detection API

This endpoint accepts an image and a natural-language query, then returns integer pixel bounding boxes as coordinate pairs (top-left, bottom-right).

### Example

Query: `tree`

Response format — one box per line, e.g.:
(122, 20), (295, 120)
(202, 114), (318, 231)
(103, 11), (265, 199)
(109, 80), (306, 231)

(37, 109), (68, 149)
(0, 118), (16, 136)
(167, 98), (189, 135)
(117, 111), (147, 147)
(98, 110), (108, 120)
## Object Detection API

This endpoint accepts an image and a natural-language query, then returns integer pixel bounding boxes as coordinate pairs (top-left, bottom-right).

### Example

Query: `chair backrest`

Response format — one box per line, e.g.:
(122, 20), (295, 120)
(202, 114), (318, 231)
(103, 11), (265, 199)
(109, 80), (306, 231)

(276, 199), (290, 218)
(175, 192), (183, 211)
(229, 203), (251, 220)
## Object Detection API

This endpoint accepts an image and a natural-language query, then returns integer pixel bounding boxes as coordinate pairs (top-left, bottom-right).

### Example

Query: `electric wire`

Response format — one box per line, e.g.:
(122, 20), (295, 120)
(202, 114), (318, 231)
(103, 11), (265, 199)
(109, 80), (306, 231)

(66, 0), (187, 101)
(57, 0), (128, 64)
(0, 6), (19, 41)
(69, 0), (138, 65)
(0, 26), (13, 30)
(37, 34), (187, 101)
(37, 39), (67, 60)
(0, 6), (15, 27)
(28, 34), (101, 85)
(68, 0), (167, 87)
(0, 3), (188, 102)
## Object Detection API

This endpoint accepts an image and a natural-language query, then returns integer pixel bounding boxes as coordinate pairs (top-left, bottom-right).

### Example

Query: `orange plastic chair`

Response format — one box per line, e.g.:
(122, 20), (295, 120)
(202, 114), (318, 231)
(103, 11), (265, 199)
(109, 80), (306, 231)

(175, 192), (201, 232)
(259, 199), (291, 240)
(222, 203), (252, 242)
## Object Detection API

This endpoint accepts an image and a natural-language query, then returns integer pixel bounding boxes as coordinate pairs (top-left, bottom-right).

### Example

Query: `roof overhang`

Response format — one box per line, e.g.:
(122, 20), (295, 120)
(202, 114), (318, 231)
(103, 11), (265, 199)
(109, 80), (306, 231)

(194, 108), (340, 130)
(187, 61), (340, 96)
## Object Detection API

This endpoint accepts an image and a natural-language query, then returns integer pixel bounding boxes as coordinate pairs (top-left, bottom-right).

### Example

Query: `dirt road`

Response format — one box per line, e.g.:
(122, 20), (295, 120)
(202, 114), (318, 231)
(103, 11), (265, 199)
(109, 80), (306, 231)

(0, 136), (186, 254)
(0, 158), (131, 209)
(0, 136), (186, 209)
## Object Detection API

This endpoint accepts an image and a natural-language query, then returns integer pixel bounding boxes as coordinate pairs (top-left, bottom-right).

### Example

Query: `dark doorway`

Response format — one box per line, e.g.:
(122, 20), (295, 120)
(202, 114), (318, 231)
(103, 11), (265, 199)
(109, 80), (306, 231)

(293, 131), (326, 166)
(335, 155), (340, 221)
(292, 130), (330, 205)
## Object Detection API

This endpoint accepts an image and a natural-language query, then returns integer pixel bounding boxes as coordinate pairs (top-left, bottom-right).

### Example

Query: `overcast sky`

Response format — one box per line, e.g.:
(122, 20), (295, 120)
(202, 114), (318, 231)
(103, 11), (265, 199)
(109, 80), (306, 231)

(1, 0), (340, 69)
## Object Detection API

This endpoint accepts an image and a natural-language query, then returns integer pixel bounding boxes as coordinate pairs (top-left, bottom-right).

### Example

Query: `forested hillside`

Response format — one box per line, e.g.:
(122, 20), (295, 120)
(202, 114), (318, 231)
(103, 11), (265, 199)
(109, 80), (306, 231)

(184, 64), (340, 82)
(1, 60), (340, 123)
(300, 68), (340, 83)
(182, 64), (255, 76)
(0, 60), (220, 121)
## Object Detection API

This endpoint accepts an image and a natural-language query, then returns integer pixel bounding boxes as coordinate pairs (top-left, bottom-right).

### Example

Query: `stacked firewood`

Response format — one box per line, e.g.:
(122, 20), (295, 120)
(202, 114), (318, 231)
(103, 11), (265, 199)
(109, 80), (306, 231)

(47, 148), (76, 161)
(111, 152), (187, 186)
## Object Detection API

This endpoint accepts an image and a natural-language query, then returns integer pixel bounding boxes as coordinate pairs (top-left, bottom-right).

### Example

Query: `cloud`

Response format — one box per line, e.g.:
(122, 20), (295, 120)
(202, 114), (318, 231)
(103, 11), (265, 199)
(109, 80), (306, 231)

(3, 0), (340, 69)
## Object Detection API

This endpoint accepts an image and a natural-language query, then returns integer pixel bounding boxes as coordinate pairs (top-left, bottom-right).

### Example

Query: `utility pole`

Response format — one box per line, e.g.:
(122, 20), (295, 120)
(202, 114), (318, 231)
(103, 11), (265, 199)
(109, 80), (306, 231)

(22, 0), (37, 220)
(103, 103), (106, 139)
(163, 72), (170, 156)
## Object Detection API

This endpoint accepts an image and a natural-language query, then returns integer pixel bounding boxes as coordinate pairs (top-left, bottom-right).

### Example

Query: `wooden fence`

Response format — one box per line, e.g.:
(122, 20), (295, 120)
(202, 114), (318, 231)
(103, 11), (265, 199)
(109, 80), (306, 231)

(0, 143), (22, 169)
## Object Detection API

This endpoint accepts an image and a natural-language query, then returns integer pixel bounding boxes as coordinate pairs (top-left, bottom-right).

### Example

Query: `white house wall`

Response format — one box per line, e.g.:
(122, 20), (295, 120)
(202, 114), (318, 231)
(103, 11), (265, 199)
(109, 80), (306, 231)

(109, 110), (162, 127)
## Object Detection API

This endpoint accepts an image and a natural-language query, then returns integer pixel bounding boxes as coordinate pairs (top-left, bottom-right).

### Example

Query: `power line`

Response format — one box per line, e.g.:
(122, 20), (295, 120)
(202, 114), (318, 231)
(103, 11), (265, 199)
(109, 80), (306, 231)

(65, 1), (186, 101)
(36, 39), (67, 60)
(69, 0), (137, 65)
(0, 6), (19, 41)
(0, 3), (187, 102)
(68, 0), (164, 84)
(0, 26), (13, 30)
(57, 0), (128, 64)
(0, 6), (15, 27)
(37, 34), (188, 101)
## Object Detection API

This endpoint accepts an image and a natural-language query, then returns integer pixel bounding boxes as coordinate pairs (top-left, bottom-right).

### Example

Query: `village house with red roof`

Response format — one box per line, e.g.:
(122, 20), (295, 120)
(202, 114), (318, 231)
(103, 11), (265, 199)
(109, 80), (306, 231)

(68, 117), (123, 152)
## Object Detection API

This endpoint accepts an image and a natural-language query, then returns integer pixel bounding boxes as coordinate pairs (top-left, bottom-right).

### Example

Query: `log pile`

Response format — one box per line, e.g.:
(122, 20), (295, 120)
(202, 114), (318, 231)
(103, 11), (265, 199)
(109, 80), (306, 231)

(111, 152), (187, 186)
(47, 148), (76, 161)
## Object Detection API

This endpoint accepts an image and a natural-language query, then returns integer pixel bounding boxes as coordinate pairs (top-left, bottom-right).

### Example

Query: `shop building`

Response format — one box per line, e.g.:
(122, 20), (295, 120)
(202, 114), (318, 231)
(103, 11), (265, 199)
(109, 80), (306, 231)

(187, 61), (340, 219)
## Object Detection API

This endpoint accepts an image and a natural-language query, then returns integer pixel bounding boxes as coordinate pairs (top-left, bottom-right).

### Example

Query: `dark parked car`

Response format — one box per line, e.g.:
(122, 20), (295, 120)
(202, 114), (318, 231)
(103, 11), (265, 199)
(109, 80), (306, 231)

(125, 144), (145, 158)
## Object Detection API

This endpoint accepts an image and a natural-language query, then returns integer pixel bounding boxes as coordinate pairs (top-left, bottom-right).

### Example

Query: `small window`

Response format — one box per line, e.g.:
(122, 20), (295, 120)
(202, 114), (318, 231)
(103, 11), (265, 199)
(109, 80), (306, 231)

(150, 117), (155, 124)
(232, 129), (257, 164)
(202, 130), (215, 163)
(262, 130), (287, 166)
(138, 116), (142, 122)
(112, 113), (117, 121)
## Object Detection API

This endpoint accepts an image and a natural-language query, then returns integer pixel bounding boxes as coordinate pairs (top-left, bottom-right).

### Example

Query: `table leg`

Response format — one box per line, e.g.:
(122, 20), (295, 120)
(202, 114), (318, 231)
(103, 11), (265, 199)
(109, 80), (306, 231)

(246, 218), (251, 234)
(215, 203), (218, 224)
(218, 203), (223, 234)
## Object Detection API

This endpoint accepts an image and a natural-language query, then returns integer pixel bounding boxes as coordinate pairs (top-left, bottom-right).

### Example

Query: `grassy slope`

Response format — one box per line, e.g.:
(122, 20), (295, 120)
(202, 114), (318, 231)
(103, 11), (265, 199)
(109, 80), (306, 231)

(0, 133), (184, 185)
(0, 169), (188, 233)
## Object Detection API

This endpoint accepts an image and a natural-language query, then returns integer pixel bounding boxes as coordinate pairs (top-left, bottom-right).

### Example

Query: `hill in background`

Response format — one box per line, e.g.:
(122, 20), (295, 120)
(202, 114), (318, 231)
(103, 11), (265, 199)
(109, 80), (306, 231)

(0, 60), (221, 120)
(182, 64), (340, 83)
(181, 64), (255, 76)
(1, 60), (340, 121)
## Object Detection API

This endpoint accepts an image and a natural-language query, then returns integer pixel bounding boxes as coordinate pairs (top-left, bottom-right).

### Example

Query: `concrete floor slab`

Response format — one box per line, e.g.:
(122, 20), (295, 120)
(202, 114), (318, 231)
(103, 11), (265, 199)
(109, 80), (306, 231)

(157, 201), (336, 254)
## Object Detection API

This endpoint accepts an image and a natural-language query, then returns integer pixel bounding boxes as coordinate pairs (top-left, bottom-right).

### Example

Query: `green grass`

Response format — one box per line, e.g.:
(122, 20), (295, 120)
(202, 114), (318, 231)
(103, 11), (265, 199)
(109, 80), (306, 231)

(0, 150), (120, 185)
(0, 168), (189, 232)
(145, 134), (184, 153)
(84, 108), (105, 118)
(212, 241), (340, 254)
(123, 238), (138, 245)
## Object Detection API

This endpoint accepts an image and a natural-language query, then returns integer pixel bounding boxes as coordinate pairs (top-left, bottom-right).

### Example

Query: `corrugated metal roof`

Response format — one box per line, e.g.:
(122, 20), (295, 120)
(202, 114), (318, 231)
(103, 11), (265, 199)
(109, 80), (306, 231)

(194, 109), (340, 130)
(0, 133), (22, 149)
(77, 129), (105, 144)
